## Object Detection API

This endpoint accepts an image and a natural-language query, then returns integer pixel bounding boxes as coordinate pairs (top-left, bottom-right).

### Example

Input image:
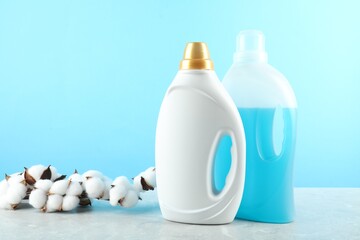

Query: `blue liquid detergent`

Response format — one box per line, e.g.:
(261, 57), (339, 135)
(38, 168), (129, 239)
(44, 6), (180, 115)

(214, 108), (297, 223)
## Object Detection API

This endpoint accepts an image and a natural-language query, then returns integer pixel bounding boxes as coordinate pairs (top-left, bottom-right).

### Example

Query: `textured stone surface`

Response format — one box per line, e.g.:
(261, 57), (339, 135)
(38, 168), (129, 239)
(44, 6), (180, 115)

(0, 188), (359, 239)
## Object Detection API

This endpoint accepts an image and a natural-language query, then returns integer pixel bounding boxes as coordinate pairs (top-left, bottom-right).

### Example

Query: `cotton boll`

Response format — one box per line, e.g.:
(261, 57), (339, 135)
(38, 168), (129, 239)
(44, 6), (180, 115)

(6, 183), (27, 204)
(68, 173), (85, 192)
(62, 195), (80, 211)
(66, 181), (83, 196)
(143, 168), (156, 188)
(112, 176), (132, 190)
(46, 194), (63, 212)
(27, 165), (46, 180)
(109, 185), (127, 206)
(34, 179), (53, 192)
(68, 172), (83, 183)
(49, 180), (69, 195)
(29, 189), (47, 209)
(85, 177), (105, 199)
(120, 190), (139, 208)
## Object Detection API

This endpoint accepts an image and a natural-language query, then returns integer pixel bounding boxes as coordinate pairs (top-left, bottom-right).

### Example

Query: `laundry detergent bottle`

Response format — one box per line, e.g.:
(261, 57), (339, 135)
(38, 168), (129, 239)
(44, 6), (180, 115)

(220, 30), (298, 223)
(155, 42), (246, 225)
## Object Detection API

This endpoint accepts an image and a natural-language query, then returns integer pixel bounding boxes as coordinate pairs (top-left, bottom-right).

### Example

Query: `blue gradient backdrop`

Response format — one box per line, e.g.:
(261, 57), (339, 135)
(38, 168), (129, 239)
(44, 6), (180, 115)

(0, 0), (359, 186)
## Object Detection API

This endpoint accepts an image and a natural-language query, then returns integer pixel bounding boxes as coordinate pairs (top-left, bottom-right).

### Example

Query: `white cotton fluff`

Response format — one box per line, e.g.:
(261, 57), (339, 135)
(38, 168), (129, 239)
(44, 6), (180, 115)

(132, 167), (156, 192)
(132, 175), (144, 193)
(143, 167), (156, 188)
(66, 181), (83, 196)
(85, 177), (105, 199)
(46, 194), (63, 212)
(68, 172), (83, 183)
(29, 189), (47, 209)
(5, 183), (27, 205)
(27, 165), (46, 180)
(62, 195), (80, 211)
(0, 174), (27, 210)
(49, 180), (69, 195)
(120, 190), (139, 208)
(0, 196), (11, 209)
(34, 179), (53, 192)
(109, 185), (127, 206)
(82, 170), (104, 180)
(112, 176), (132, 190)
(68, 172), (85, 192)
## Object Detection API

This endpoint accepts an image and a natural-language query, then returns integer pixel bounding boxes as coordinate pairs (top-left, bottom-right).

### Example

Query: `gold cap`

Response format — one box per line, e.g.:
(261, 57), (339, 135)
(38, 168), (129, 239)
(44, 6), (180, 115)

(179, 42), (214, 70)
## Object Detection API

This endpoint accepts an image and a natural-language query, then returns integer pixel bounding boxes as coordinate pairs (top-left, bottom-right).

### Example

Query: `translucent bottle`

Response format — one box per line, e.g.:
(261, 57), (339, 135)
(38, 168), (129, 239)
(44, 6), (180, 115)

(220, 30), (297, 223)
(156, 42), (246, 224)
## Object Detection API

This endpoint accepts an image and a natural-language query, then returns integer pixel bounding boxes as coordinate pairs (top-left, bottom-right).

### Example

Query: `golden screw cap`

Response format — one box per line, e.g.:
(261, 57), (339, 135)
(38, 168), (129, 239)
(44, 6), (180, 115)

(179, 42), (214, 70)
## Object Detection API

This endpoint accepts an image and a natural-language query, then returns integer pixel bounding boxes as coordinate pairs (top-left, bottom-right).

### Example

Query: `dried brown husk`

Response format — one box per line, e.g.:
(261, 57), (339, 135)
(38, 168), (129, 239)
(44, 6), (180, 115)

(24, 167), (36, 185)
(79, 191), (91, 206)
(140, 176), (154, 191)
(40, 166), (52, 180)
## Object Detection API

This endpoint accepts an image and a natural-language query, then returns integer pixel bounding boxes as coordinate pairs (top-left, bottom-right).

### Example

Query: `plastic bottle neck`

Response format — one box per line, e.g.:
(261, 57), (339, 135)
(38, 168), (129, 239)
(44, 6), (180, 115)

(233, 30), (268, 64)
(233, 51), (268, 64)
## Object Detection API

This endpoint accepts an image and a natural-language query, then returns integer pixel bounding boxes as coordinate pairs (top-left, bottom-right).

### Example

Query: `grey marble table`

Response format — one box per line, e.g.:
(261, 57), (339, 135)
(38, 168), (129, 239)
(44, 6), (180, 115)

(0, 188), (359, 240)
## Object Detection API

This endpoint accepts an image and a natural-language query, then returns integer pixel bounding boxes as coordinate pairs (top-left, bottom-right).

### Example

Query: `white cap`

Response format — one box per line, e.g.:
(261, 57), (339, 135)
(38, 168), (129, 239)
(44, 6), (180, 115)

(233, 30), (268, 63)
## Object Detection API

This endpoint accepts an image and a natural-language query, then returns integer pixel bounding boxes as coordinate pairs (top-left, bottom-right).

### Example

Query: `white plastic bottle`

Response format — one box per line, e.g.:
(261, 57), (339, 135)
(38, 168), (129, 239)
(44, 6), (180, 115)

(220, 30), (297, 223)
(155, 42), (246, 224)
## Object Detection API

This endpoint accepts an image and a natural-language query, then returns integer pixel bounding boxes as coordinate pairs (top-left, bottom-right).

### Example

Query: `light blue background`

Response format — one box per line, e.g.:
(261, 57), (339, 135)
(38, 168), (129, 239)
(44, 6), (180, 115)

(0, 0), (359, 186)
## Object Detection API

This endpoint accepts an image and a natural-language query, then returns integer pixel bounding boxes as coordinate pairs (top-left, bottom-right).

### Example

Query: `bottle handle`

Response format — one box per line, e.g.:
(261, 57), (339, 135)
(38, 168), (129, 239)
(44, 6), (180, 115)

(280, 109), (296, 157)
(209, 126), (245, 202)
(256, 108), (296, 161)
